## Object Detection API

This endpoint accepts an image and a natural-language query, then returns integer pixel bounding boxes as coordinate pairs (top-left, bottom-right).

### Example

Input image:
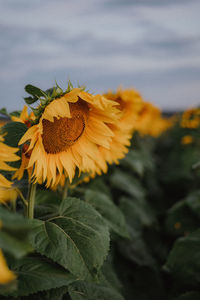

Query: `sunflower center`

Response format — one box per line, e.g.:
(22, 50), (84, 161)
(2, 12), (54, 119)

(42, 101), (87, 154)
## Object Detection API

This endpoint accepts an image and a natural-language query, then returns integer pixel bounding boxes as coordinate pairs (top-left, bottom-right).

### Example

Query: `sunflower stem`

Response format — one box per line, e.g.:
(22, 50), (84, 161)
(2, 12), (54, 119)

(27, 183), (37, 219)
(62, 180), (69, 200)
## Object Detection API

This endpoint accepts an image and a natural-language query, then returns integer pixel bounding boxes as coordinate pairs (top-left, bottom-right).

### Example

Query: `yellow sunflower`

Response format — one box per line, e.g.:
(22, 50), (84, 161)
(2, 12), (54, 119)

(135, 102), (173, 137)
(181, 135), (193, 145)
(19, 88), (120, 187)
(104, 88), (144, 132)
(82, 88), (142, 178)
(0, 135), (19, 172)
(0, 249), (16, 284)
(11, 105), (35, 127)
(181, 108), (200, 129)
(11, 106), (35, 181)
(0, 135), (19, 203)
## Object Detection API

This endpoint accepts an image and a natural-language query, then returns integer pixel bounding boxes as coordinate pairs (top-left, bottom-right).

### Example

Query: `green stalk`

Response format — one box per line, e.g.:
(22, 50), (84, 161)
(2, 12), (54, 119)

(62, 180), (69, 200)
(27, 183), (37, 219)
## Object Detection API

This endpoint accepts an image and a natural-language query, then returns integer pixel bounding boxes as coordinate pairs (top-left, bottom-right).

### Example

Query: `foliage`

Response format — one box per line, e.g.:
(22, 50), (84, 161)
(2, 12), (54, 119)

(1, 92), (200, 299)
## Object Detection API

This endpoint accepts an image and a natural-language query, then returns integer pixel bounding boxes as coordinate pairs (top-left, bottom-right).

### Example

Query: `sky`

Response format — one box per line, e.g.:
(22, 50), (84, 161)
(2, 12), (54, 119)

(0, 0), (200, 112)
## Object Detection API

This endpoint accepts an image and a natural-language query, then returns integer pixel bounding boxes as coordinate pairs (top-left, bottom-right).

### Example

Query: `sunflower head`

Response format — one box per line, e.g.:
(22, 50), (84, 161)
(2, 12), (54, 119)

(104, 88), (144, 132)
(19, 86), (120, 188)
(181, 108), (200, 129)
(181, 135), (193, 145)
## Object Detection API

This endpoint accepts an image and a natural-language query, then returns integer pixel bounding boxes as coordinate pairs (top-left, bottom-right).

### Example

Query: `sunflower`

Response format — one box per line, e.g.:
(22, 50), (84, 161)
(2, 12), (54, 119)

(19, 88), (120, 187)
(181, 135), (193, 145)
(0, 249), (16, 284)
(11, 105), (35, 127)
(0, 135), (19, 172)
(104, 88), (144, 132)
(134, 102), (173, 137)
(0, 135), (19, 203)
(181, 108), (200, 129)
(82, 88), (142, 178)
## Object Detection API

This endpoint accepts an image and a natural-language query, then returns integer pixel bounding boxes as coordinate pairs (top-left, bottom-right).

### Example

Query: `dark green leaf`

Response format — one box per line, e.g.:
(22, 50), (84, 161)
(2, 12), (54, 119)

(110, 170), (146, 200)
(29, 197), (110, 279)
(25, 84), (45, 98)
(175, 292), (200, 300)
(0, 207), (32, 258)
(164, 229), (200, 287)
(85, 190), (129, 238)
(68, 281), (125, 300)
(1, 121), (27, 147)
(121, 150), (145, 176)
(0, 108), (9, 117)
(165, 200), (200, 236)
(9, 256), (76, 297)
(24, 96), (38, 105)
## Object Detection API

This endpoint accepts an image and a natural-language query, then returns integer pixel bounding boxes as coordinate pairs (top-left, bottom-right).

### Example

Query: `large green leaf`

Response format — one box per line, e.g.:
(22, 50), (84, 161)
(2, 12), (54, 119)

(29, 197), (110, 279)
(68, 281), (125, 300)
(85, 190), (129, 238)
(0, 207), (32, 258)
(8, 256), (76, 297)
(164, 229), (200, 287)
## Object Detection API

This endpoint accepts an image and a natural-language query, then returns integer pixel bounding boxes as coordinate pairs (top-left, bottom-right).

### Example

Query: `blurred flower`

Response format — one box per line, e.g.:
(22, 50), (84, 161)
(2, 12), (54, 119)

(11, 105), (35, 127)
(104, 88), (144, 132)
(0, 249), (16, 284)
(0, 135), (19, 203)
(19, 88), (119, 188)
(181, 108), (200, 129)
(181, 135), (193, 145)
(135, 102), (173, 137)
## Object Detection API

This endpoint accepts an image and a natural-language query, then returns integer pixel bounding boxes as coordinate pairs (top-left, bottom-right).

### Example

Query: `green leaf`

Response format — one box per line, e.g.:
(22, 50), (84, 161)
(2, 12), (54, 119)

(0, 231), (32, 259)
(0, 107), (9, 117)
(24, 96), (38, 105)
(165, 200), (200, 236)
(118, 197), (155, 266)
(1, 121), (27, 147)
(164, 229), (200, 287)
(25, 84), (45, 98)
(9, 256), (76, 297)
(121, 150), (145, 177)
(29, 197), (110, 279)
(86, 177), (111, 197)
(119, 197), (155, 232)
(9, 110), (21, 117)
(175, 292), (200, 300)
(0, 207), (32, 258)
(85, 190), (129, 238)
(185, 190), (200, 219)
(110, 170), (146, 200)
(68, 281), (125, 300)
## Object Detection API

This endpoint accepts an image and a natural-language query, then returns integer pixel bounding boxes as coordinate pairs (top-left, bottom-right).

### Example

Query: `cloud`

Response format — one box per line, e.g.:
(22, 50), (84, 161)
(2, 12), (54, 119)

(0, 0), (200, 111)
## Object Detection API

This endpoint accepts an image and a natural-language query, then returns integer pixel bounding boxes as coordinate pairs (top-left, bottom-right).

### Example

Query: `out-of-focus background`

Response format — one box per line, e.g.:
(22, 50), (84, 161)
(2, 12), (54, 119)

(0, 0), (199, 112)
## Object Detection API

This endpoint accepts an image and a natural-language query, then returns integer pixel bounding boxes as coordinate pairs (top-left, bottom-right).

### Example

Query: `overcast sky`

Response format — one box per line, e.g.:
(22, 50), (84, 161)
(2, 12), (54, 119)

(0, 0), (200, 111)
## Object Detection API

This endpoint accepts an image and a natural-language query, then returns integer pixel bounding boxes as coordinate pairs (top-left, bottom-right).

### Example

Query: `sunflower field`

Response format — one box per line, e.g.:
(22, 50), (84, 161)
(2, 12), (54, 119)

(1, 83), (200, 300)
